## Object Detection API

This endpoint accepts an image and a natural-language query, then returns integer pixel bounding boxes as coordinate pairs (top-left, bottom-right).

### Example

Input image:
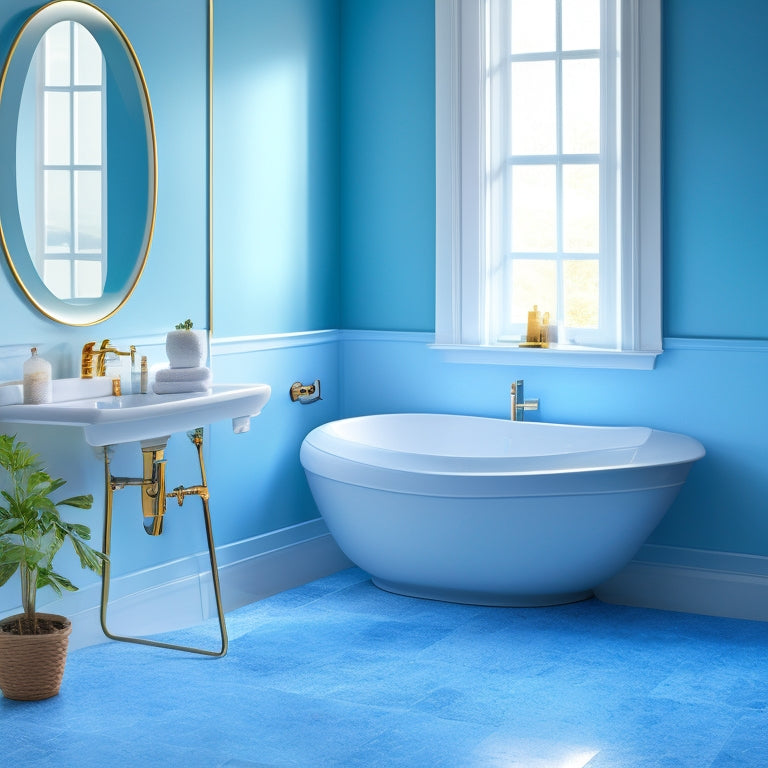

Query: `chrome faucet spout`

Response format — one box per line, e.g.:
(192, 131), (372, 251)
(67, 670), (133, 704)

(510, 379), (539, 421)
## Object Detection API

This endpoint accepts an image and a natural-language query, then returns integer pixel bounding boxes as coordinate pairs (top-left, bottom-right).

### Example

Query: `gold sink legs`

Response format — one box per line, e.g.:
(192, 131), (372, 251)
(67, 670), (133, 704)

(99, 428), (228, 657)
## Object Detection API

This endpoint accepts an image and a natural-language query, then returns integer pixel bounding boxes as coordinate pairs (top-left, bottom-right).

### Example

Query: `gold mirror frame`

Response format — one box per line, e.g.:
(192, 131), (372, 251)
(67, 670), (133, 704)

(0, 0), (157, 326)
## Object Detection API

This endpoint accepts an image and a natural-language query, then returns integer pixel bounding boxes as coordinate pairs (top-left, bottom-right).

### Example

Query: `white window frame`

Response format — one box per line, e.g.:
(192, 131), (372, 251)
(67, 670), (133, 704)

(434, 0), (661, 370)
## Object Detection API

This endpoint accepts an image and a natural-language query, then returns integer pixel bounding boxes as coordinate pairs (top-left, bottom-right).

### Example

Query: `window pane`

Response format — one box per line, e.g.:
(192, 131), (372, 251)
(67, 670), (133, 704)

(74, 92), (102, 165)
(74, 24), (102, 86)
(510, 165), (556, 252)
(564, 259), (599, 328)
(563, 165), (599, 253)
(562, 0), (601, 51)
(44, 22), (71, 87)
(43, 260), (71, 299)
(44, 92), (70, 165)
(507, 259), (557, 325)
(510, 61), (556, 155)
(562, 59), (600, 154)
(74, 260), (103, 298)
(75, 171), (102, 253)
(44, 170), (71, 253)
(510, 0), (555, 54)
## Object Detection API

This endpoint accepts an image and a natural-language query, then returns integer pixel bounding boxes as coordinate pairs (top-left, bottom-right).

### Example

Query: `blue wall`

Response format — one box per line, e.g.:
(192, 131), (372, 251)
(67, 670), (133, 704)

(214, 0), (340, 336)
(664, 0), (768, 338)
(1, 0), (768, 621)
(340, 0), (435, 332)
(338, 0), (768, 559)
(211, 0), (342, 539)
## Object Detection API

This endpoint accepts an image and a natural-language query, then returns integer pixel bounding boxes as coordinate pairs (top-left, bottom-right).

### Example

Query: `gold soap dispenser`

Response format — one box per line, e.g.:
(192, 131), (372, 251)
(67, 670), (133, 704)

(520, 305), (549, 348)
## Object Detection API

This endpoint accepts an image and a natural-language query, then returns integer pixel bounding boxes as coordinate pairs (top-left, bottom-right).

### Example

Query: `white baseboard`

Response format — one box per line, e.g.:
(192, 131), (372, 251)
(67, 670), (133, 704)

(55, 519), (352, 651)
(21, 535), (768, 648)
(595, 545), (768, 622)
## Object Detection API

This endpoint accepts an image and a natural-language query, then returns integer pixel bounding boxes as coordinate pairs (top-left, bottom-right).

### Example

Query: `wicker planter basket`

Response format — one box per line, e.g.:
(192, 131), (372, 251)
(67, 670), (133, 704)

(0, 613), (72, 701)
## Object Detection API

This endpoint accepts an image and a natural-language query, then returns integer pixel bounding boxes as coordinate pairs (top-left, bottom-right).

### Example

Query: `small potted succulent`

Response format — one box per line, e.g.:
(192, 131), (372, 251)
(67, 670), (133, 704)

(0, 434), (106, 701)
(165, 318), (206, 369)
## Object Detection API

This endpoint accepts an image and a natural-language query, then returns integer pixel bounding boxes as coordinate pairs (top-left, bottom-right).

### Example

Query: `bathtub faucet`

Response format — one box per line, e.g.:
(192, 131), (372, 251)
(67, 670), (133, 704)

(510, 380), (539, 421)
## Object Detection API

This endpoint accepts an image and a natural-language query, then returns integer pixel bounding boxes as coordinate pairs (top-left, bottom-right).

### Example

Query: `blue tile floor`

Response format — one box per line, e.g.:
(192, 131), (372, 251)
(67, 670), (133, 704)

(2, 567), (768, 767)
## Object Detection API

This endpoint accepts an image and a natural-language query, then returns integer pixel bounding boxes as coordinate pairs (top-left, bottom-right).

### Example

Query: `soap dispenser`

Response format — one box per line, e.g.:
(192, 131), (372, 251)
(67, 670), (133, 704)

(22, 347), (52, 404)
(526, 305), (542, 343)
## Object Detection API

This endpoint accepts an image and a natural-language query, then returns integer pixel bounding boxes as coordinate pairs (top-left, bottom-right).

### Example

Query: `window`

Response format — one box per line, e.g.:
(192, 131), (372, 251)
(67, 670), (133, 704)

(34, 21), (107, 301)
(435, 0), (661, 369)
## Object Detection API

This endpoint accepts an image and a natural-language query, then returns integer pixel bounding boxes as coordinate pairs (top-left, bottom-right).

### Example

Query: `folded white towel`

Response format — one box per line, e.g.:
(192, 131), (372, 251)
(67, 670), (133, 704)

(153, 379), (212, 395)
(154, 365), (211, 384)
(152, 365), (212, 395)
(0, 382), (23, 406)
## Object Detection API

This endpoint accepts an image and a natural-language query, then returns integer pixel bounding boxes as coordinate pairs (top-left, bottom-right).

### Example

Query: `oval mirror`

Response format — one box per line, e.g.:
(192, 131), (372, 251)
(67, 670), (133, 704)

(0, 0), (156, 325)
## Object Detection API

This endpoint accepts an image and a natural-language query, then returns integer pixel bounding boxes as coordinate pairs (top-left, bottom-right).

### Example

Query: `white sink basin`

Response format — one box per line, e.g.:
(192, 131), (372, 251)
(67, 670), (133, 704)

(0, 379), (271, 446)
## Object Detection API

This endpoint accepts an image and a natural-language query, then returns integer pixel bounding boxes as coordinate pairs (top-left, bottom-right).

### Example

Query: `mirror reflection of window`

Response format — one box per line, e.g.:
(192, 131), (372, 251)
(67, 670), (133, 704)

(36, 21), (106, 301)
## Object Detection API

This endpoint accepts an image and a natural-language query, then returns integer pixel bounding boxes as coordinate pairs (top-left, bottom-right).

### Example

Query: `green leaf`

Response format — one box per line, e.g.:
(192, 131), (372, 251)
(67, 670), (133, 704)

(57, 494), (94, 511)
(0, 560), (18, 587)
(39, 570), (77, 595)
(69, 534), (106, 573)
(65, 523), (93, 540)
(24, 548), (46, 568)
(1, 542), (27, 566)
(0, 517), (23, 535)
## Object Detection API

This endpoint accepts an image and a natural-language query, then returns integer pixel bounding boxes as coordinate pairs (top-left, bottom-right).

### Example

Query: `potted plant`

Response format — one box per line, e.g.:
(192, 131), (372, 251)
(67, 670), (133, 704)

(165, 318), (206, 369)
(0, 434), (106, 701)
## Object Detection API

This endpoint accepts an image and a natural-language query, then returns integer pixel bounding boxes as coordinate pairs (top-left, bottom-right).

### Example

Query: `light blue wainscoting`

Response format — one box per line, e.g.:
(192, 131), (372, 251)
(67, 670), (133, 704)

(208, 330), (342, 542)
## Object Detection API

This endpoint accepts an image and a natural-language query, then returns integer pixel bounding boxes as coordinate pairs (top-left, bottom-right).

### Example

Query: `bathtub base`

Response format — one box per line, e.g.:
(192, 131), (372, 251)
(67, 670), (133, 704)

(372, 577), (594, 608)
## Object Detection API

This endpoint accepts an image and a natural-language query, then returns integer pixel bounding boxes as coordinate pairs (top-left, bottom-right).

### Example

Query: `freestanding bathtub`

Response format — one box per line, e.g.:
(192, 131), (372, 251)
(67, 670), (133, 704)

(300, 413), (704, 607)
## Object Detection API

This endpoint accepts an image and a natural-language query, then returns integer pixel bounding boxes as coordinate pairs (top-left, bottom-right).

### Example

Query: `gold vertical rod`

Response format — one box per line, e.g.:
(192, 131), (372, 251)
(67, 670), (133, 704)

(99, 448), (115, 636)
(207, 0), (214, 338)
(99, 441), (228, 657)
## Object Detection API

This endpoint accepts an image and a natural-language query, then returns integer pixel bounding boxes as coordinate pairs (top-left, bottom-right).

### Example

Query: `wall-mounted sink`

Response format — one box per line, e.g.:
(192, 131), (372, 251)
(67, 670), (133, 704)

(0, 379), (271, 446)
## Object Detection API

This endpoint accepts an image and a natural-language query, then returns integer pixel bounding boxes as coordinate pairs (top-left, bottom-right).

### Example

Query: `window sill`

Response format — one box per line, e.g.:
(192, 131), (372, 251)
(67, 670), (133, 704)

(430, 344), (661, 370)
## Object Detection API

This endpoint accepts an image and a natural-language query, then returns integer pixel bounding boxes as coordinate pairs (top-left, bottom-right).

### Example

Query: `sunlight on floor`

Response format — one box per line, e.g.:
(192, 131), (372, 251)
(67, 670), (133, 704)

(481, 736), (599, 767)
(561, 750), (600, 768)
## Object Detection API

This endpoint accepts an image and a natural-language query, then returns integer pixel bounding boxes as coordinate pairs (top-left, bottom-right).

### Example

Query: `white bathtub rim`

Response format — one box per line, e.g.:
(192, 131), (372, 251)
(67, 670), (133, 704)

(302, 413), (705, 476)
(300, 414), (704, 500)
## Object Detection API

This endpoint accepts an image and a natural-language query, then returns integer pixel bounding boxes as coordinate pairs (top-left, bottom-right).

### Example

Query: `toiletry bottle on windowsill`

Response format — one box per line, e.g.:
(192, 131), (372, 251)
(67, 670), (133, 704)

(526, 305), (542, 343)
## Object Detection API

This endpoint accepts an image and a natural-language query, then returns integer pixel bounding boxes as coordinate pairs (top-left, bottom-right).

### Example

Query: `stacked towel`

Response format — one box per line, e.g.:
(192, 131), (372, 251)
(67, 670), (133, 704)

(153, 365), (212, 395)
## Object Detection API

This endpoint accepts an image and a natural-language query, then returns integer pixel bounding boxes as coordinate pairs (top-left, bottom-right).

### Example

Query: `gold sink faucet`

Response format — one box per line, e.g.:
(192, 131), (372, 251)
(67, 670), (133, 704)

(81, 340), (136, 379)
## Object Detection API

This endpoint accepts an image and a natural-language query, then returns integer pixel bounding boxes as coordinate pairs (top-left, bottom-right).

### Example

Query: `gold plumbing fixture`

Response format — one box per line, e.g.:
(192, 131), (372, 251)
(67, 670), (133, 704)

(168, 484), (209, 506)
(510, 379), (539, 421)
(81, 340), (136, 378)
(100, 427), (227, 657)
(142, 444), (167, 535)
(290, 379), (321, 404)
